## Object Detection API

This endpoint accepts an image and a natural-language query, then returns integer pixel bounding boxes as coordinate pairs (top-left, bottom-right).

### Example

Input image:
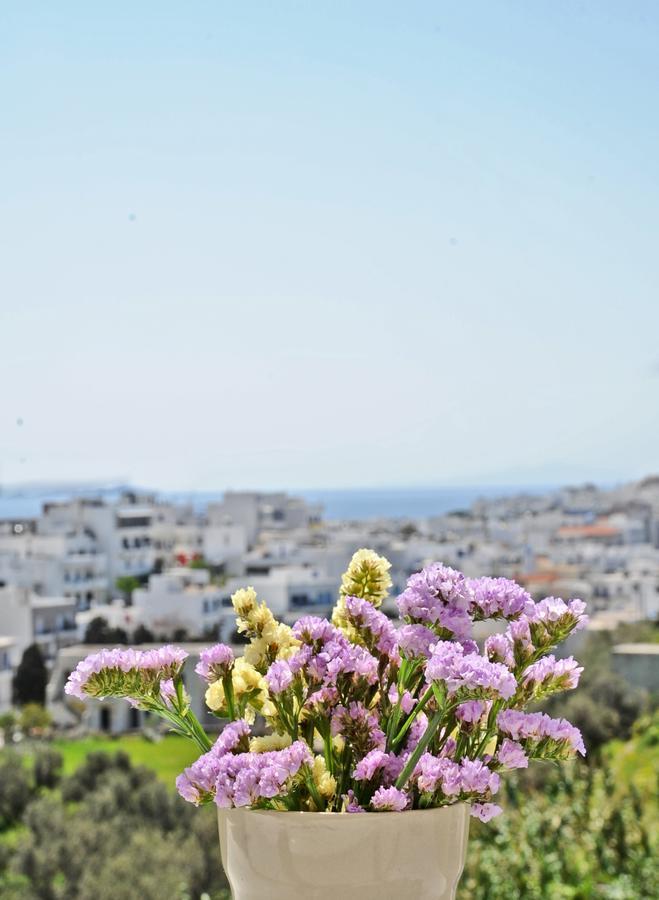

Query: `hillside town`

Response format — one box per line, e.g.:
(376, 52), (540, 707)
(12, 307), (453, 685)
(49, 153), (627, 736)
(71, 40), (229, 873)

(1, 479), (658, 730)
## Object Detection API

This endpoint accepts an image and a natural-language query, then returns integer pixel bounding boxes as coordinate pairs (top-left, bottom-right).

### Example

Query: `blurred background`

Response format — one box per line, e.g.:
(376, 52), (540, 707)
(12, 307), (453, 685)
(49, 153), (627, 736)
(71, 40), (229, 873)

(1, 2), (657, 898)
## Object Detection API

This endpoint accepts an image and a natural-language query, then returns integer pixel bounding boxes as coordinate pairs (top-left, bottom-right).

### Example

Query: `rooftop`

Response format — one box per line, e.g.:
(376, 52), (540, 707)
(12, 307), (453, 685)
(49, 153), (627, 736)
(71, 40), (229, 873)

(556, 523), (621, 539)
(31, 596), (77, 609)
(612, 643), (659, 655)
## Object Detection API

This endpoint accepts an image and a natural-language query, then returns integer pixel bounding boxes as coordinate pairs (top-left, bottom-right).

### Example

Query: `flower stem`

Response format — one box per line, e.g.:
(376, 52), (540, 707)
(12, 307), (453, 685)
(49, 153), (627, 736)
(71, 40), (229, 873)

(390, 683), (433, 751)
(394, 708), (444, 790)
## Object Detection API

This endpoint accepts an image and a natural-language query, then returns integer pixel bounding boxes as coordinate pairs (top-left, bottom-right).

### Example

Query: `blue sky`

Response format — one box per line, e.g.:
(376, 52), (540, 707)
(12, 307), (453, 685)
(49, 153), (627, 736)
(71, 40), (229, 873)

(1, 1), (658, 491)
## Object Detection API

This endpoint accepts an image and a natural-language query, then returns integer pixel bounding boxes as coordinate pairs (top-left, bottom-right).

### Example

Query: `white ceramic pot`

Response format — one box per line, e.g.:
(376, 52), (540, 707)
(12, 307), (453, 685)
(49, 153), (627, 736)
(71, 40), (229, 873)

(217, 804), (470, 900)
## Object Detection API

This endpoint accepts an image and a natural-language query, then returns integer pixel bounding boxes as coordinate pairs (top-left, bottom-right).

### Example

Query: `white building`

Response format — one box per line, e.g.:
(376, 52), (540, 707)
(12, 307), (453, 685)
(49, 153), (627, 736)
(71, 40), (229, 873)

(0, 527), (108, 611)
(0, 586), (78, 662)
(131, 563), (338, 642)
(208, 492), (322, 546)
(132, 568), (224, 638)
(41, 497), (158, 582)
(0, 636), (16, 712)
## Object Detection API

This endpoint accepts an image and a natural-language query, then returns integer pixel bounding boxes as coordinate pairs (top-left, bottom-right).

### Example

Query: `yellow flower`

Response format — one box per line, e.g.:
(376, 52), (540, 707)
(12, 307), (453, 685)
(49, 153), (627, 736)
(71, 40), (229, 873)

(232, 657), (267, 695)
(205, 657), (273, 718)
(205, 679), (226, 712)
(332, 549), (392, 632)
(312, 755), (337, 801)
(242, 637), (269, 669)
(249, 733), (292, 753)
(231, 587), (259, 625)
(340, 548), (392, 605)
(232, 586), (276, 638)
(332, 734), (345, 753)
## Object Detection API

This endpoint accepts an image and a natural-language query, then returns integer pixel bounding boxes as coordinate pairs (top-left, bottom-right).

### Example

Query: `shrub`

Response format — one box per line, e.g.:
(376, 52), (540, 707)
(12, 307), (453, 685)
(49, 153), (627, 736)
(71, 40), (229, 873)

(460, 762), (658, 899)
(33, 748), (63, 790)
(0, 753), (32, 829)
(19, 703), (52, 737)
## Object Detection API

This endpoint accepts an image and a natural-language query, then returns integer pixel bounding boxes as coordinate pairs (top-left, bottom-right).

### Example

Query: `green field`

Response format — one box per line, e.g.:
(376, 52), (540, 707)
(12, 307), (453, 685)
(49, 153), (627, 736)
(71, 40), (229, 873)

(51, 734), (201, 784)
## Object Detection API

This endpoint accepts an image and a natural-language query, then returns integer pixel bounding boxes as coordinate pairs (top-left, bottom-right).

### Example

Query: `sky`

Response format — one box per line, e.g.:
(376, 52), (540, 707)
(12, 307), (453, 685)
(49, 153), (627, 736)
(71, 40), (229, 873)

(1, 1), (659, 492)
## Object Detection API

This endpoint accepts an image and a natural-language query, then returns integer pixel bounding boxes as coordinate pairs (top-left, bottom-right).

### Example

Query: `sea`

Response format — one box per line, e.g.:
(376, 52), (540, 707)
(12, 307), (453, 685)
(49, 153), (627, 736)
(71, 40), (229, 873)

(0, 484), (553, 522)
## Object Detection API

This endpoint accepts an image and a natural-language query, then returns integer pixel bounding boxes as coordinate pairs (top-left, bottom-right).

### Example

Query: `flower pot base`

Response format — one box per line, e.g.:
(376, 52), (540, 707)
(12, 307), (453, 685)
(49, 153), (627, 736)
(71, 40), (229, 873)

(218, 805), (470, 900)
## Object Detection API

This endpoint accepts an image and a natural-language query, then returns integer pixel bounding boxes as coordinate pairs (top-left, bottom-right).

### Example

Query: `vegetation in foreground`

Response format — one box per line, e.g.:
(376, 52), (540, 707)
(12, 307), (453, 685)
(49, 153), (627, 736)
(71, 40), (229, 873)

(0, 749), (230, 900)
(0, 725), (656, 899)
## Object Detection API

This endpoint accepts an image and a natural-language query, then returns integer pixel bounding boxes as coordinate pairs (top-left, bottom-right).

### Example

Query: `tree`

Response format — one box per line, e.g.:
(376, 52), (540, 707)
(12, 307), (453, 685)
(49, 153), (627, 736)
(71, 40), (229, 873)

(115, 576), (141, 605)
(132, 624), (155, 644)
(84, 617), (128, 645)
(12, 644), (47, 706)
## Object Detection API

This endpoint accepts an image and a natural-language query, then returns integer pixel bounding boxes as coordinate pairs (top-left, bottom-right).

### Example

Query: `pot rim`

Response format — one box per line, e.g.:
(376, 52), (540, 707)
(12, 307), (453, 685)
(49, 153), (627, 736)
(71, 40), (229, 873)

(218, 802), (470, 819)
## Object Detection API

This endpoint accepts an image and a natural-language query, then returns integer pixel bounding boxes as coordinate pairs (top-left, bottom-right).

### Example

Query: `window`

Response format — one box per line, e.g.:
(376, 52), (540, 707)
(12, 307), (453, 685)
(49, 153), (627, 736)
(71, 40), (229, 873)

(99, 707), (112, 732)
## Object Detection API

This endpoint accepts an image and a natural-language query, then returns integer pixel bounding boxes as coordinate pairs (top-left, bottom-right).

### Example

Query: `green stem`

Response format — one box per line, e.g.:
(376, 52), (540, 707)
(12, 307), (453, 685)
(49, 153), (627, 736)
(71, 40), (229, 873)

(391, 684), (434, 751)
(304, 766), (325, 811)
(395, 708), (445, 790)
(223, 673), (237, 720)
(141, 698), (211, 753)
(322, 730), (334, 776)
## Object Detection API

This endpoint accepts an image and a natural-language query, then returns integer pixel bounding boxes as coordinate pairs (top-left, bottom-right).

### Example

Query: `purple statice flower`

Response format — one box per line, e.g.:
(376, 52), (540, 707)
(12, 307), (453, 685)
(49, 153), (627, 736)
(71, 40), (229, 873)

(343, 596), (399, 660)
(160, 678), (177, 707)
(140, 646), (188, 670)
(414, 754), (462, 796)
(292, 616), (340, 646)
(370, 786), (410, 811)
(345, 790), (365, 813)
(522, 655), (583, 692)
(496, 739), (528, 770)
(331, 702), (386, 754)
(397, 563), (472, 639)
(195, 644), (234, 683)
(388, 684), (415, 714)
(265, 659), (294, 694)
(438, 735), (457, 759)
(397, 624), (436, 658)
(497, 710), (586, 757)
(308, 638), (379, 688)
(507, 617), (533, 648)
(304, 685), (340, 716)
(353, 749), (404, 784)
(406, 711), (429, 752)
(65, 645), (187, 701)
(459, 759), (500, 795)
(215, 719), (251, 756)
(426, 642), (517, 700)
(214, 741), (313, 809)
(467, 577), (530, 620)
(177, 750), (222, 804)
(470, 802), (503, 822)
(288, 644), (313, 674)
(353, 749), (389, 781)
(484, 633), (515, 668)
(524, 597), (589, 632)
(456, 700), (488, 725)
(176, 720), (251, 805)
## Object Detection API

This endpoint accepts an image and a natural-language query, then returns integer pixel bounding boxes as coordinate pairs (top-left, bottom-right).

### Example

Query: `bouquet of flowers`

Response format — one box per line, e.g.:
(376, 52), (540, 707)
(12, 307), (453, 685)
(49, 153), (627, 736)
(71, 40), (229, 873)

(66, 549), (587, 821)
